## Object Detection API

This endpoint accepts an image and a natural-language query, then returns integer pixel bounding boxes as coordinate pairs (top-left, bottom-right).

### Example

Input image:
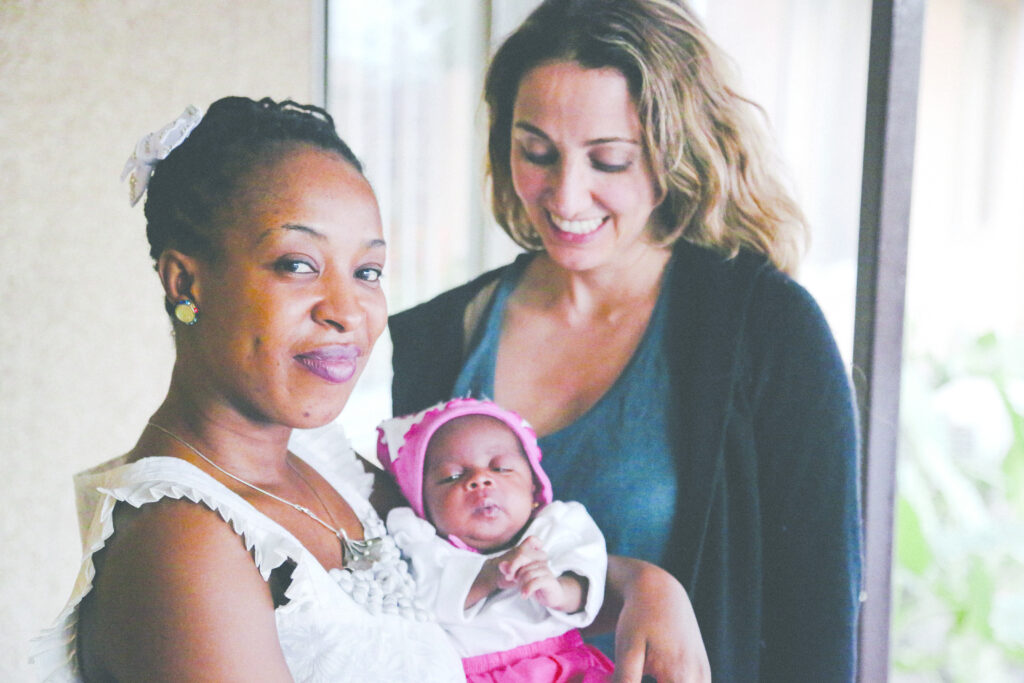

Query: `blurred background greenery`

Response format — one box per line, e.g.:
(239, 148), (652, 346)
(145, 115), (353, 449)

(894, 333), (1024, 681)
(892, 1), (1024, 678)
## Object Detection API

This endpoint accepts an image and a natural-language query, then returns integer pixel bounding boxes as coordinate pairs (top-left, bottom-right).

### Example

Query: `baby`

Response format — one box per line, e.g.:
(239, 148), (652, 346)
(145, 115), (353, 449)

(377, 397), (613, 682)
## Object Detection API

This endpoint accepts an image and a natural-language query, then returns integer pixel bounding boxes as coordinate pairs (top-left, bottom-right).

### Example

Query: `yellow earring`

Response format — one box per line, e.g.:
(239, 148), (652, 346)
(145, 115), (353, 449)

(173, 298), (199, 326)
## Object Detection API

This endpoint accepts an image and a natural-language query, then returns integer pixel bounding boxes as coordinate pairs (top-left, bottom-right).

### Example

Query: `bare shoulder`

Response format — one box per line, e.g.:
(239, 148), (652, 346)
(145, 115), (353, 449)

(79, 497), (292, 682)
(95, 496), (260, 588)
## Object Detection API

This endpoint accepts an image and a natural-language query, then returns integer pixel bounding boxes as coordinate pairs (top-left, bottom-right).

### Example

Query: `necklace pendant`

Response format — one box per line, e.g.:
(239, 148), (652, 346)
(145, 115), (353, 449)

(340, 533), (386, 571)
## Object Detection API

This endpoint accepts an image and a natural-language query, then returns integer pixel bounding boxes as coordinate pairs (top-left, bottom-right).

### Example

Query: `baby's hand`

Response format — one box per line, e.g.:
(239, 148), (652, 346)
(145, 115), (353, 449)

(509, 558), (566, 608)
(496, 536), (548, 588)
(498, 537), (585, 613)
(468, 539), (550, 609)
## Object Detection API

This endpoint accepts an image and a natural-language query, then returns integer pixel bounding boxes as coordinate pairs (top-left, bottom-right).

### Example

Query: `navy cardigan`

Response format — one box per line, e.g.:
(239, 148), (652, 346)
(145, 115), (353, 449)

(390, 240), (862, 681)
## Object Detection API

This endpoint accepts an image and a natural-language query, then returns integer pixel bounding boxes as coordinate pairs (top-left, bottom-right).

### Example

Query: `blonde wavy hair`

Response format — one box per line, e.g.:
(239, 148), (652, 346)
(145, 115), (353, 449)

(485, 0), (808, 274)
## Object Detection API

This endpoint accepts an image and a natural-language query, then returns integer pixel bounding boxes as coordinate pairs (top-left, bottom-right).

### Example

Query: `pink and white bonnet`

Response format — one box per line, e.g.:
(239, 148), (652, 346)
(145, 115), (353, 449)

(376, 397), (554, 520)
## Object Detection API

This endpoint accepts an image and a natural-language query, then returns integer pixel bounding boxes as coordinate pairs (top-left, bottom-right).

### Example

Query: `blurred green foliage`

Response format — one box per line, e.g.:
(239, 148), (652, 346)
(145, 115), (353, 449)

(892, 333), (1024, 681)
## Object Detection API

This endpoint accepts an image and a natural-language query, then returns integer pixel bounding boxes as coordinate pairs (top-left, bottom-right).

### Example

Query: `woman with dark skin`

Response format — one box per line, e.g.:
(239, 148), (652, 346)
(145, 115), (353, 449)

(33, 96), (709, 682)
(390, 1), (863, 680)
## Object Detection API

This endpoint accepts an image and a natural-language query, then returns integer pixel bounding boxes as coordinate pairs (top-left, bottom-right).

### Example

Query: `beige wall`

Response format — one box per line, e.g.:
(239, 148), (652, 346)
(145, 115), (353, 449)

(0, 2), (318, 678)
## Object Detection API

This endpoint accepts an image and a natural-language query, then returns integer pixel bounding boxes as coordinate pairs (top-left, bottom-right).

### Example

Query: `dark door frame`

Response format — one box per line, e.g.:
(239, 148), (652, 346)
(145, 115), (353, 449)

(854, 1), (925, 680)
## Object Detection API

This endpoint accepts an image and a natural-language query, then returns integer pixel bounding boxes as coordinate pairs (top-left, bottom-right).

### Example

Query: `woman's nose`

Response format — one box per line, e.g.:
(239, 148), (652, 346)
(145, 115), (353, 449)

(549, 157), (590, 217)
(313, 277), (364, 332)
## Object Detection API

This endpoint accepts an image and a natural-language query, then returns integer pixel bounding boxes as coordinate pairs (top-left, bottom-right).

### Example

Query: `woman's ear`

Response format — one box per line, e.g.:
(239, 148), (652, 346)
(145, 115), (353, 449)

(157, 249), (201, 306)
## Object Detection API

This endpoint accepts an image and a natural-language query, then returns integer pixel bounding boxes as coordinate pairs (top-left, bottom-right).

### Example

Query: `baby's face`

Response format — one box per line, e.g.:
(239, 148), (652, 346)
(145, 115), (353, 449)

(422, 415), (536, 553)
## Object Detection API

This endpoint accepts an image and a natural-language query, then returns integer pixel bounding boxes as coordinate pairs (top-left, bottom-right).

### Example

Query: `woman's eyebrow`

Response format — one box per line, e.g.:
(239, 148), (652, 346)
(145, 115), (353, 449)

(256, 227), (387, 251)
(257, 224), (324, 243)
(513, 121), (551, 140)
(586, 136), (640, 146)
(512, 121), (639, 147)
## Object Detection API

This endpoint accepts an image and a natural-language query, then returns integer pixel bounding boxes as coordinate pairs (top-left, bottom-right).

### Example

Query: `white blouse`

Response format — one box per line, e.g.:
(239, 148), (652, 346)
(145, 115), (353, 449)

(31, 423), (465, 682)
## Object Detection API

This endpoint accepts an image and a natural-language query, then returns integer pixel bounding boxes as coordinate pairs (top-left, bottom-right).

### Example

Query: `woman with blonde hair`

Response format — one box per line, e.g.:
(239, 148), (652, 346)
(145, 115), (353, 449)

(391, 0), (861, 679)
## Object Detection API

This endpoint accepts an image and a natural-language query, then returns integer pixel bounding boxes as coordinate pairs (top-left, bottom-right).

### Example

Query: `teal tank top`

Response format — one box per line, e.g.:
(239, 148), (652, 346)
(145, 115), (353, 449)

(452, 253), (680, 566)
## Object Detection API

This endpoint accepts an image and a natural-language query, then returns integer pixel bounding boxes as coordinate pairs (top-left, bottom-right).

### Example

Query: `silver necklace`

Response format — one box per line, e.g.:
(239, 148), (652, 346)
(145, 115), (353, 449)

(147, 421), (384, 571)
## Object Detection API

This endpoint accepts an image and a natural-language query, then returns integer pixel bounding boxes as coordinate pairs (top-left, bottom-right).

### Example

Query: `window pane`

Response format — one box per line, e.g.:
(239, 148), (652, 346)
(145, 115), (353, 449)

(894, 0), (1024, 679)
(327, 0), (487, 312)
(326, 0), (490, 450)
(700, 0), (872, 364)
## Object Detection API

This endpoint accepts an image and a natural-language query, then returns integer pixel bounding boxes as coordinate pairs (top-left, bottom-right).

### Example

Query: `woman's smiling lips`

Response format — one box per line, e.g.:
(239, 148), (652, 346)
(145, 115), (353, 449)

(294, 344), (361, 384)
(547, 210), (607, 243)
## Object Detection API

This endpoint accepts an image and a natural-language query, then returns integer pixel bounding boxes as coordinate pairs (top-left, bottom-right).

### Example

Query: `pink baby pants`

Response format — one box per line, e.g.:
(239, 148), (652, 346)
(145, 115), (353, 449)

(461, 629), (614, 683)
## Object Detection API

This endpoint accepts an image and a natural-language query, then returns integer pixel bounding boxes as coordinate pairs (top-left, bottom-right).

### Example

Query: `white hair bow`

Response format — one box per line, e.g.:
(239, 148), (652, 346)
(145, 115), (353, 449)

(121, 105), (204, 207)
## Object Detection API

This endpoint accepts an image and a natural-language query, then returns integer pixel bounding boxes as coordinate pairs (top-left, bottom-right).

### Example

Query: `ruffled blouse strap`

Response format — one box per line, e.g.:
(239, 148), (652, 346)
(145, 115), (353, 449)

(31, 455), (309, 682)
(90, 456), (309, 577)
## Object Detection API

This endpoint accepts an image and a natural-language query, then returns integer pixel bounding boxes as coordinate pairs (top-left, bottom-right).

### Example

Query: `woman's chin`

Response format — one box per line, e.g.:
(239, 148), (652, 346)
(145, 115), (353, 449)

(283, 363), (367, 429)
(288, 412), (340, 431)
(286, 393), (352, 430)
(535, 230), (615, 271)
(542, 243), (611, 273)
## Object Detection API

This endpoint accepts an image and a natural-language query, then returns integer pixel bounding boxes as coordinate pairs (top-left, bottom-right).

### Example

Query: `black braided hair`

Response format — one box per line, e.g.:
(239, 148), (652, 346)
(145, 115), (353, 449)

(143, 96), (362, 265)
